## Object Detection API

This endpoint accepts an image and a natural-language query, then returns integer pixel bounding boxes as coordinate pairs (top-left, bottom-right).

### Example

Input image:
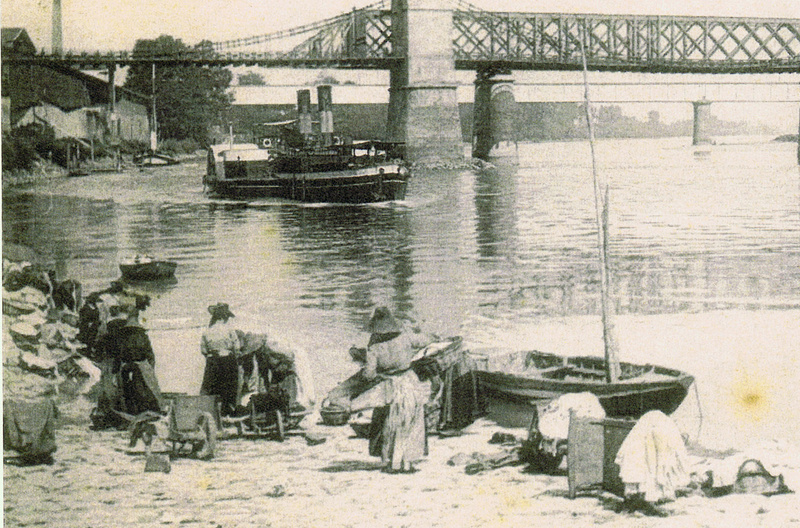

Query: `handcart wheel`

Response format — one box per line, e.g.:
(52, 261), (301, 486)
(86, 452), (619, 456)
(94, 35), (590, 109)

(275, 409), (285, 442)
(193, 411), (218, 460)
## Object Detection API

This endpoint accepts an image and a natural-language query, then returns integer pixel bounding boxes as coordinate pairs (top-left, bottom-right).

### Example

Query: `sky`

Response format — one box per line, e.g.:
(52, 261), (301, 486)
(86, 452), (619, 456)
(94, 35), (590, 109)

(3, 0), (799, 52)
(2, 0), (799, 130)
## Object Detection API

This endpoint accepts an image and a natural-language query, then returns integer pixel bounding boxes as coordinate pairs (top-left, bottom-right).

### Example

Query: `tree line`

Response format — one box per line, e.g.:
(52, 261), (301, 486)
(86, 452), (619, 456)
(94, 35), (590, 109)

(123, 35), (232, 147)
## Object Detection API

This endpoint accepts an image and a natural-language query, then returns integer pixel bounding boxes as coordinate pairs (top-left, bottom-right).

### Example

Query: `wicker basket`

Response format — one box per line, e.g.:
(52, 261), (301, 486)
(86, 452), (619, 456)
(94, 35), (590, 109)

(320, 407), (351, 426)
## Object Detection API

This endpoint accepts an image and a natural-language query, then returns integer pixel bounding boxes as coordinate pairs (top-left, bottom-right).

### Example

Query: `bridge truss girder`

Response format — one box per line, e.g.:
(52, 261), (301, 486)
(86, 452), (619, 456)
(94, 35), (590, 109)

(454, 12), (800, 73)
(4, 12), (799, 73)
(282, 9), (393, 60)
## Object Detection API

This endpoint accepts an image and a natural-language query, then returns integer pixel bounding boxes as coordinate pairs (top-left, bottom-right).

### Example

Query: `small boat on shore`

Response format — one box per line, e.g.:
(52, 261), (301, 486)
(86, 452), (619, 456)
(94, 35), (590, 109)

(473, 350), (694, 426)
(133, 151), (180, 167)
(119, 256), (177, 281)
(475, 48), (695, 428)
(67, 167), (120, 177)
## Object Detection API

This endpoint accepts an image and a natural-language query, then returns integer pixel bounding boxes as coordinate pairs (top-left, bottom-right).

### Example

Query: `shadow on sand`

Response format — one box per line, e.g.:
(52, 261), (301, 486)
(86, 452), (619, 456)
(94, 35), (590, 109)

(320, 460), (384, 473)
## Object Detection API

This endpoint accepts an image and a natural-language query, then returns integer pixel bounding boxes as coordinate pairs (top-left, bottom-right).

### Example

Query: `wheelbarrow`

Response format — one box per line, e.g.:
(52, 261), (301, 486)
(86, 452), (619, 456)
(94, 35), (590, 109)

(165, 394), (220, 459)
(229, 385), (309, 441)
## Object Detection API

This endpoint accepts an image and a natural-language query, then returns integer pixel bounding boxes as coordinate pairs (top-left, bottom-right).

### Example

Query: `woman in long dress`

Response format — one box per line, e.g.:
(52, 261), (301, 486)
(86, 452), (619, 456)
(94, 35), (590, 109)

(362, 307), (431, 473)
(91, 294), (163, 427)
(200, 303), (242, 416)
(115, 306), (164, 416)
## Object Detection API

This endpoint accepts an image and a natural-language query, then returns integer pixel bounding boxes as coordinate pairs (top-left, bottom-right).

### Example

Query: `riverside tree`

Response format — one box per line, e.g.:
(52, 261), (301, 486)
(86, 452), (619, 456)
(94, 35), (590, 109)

(124, 35), (232, 146)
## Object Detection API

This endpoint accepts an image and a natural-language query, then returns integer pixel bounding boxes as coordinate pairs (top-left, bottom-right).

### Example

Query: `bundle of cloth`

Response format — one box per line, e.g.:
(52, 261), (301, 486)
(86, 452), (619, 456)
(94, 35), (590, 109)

(3, 398), (59, 464)
(614, 410), (691, 503)
(522, 391), (606, 472)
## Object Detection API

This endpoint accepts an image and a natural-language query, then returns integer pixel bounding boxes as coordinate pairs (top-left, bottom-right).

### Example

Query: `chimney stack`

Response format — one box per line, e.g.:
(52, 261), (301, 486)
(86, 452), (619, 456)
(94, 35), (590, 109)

(52, 0), (63, 55)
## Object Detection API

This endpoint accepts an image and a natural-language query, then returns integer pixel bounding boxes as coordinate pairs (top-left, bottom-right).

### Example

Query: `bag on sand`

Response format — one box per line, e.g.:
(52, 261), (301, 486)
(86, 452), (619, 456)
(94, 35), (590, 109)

(3, 398), (59, 461)
(733, 459), (792, 496)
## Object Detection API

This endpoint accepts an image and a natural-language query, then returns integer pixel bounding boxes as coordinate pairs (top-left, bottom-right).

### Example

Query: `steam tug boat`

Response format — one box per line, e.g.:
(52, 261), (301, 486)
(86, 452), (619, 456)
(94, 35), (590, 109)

(205, 86), (408, 204)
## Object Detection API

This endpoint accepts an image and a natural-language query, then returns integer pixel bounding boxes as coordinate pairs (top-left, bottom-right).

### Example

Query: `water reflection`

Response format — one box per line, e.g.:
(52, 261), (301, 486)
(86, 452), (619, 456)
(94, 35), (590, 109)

(474, 165), (519, 261)
(276, 205), (415, 327)
(4, 137), (799, 449)
(472, 165), (523, 312)
(3, 137), (799, 327)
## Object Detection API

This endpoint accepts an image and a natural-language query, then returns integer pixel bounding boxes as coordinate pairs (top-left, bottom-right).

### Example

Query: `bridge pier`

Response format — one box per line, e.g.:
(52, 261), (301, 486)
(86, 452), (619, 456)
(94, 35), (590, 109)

(387, 0), (463, 164)
(472, 71), (518, 162)
(692, 99), (713, 146)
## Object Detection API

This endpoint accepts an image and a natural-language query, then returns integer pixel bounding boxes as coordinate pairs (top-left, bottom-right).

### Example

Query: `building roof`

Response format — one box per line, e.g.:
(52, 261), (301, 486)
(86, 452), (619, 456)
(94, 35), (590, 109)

(43, 62), (151, 106)
(2, 26), (149, 110)
(2, 27), (36, 55)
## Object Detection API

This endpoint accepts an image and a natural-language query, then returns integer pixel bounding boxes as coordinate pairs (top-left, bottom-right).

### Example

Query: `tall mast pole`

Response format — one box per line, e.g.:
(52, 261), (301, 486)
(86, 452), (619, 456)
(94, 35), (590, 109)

(579, 22), (621, 383)
(151, 62), (158, 152)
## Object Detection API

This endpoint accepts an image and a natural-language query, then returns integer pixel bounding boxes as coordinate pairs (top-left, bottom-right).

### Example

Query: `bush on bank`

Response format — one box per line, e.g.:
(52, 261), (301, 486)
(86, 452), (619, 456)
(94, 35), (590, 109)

(158, 138), (201, 155)
(2, 123), (56, 171)
(1, 121), (164, 178)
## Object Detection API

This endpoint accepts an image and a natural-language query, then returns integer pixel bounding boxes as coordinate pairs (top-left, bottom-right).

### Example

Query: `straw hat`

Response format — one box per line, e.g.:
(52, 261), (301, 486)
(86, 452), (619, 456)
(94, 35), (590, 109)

(367, 306), (400, 334)
(208, 302), (235, 321)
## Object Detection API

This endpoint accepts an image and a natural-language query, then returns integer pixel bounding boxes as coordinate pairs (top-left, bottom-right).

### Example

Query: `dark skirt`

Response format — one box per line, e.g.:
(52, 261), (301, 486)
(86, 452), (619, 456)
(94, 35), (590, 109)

(368, 405), (390, 457)
(119, 361), (164, 416)
(200, 355), (240, 416)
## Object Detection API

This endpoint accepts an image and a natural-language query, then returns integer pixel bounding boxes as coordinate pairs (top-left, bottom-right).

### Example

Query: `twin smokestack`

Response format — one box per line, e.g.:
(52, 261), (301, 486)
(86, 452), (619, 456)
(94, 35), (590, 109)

(297, 85), (334, 146)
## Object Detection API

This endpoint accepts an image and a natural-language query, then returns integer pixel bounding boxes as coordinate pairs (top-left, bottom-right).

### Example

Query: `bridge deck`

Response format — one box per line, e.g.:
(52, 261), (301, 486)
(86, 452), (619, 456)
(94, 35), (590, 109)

(3, 11), (799, 74)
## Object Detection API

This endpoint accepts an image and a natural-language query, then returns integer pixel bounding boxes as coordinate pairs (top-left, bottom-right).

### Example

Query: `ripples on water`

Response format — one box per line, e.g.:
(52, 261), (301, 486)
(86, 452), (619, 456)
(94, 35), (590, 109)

(3, 137), (799, 406)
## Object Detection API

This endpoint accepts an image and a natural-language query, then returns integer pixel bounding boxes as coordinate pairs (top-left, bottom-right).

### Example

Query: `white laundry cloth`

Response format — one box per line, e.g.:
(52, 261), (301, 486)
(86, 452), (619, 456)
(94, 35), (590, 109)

(615, 410), (691, 503)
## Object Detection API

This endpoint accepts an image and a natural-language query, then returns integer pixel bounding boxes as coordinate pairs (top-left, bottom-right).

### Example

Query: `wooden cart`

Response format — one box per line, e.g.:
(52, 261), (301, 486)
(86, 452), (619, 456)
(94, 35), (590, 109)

(228, 385), (309, 441)
(165, 394), (220, 459)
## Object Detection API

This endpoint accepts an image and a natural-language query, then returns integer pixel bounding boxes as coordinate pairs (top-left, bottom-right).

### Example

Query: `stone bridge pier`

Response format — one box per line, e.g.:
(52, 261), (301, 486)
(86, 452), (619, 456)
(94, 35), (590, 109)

(692, 99), (713, 146)
(472, 71), (519, 162)
(387, 0), (463, 164)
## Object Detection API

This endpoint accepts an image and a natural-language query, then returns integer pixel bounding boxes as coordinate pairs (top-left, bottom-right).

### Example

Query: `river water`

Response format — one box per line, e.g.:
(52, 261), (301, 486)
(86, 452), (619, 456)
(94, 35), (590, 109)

(4, 136), (800, 450)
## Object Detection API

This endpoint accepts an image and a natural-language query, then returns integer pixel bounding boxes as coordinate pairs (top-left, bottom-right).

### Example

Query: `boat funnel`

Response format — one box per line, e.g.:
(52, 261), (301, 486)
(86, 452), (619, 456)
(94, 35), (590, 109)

(317, 85), (334, 146)
(297, 89), (313, 140)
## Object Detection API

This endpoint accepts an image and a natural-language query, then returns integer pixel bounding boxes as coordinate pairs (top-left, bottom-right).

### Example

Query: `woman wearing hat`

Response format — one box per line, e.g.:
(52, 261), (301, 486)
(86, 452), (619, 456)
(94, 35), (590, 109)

(115, 296), (163, 416)
(361, 307), (432, 474)
(91, 294), (162, 427)
(200, 303), (242, 416)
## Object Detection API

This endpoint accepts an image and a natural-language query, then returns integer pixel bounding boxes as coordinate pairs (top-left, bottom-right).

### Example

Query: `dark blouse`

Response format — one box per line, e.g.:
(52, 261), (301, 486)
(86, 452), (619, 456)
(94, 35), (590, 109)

(110, 326), (155, 371)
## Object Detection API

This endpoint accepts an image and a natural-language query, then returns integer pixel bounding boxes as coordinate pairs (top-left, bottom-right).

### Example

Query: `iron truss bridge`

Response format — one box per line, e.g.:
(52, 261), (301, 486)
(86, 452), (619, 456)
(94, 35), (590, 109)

(4, 5), (800, 73)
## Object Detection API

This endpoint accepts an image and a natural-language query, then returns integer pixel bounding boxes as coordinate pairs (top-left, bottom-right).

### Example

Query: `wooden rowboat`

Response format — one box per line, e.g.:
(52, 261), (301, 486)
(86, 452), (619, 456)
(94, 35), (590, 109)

(472, 41), (695, 430)
(119, 256), (177, 281)
(473, 350), (695, 426)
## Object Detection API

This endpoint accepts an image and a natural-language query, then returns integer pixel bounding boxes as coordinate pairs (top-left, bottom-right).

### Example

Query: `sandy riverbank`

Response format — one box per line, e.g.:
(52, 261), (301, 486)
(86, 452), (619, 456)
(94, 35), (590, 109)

(3, 403), (799, 528)
(5, 303), (800, 527)
(2, 151), (205, 190)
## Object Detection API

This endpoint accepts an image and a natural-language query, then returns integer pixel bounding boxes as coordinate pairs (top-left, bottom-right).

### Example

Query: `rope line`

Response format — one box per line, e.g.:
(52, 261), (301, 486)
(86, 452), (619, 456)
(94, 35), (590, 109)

(693, 380), (704, 443)
(213, 0), (389, 51)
